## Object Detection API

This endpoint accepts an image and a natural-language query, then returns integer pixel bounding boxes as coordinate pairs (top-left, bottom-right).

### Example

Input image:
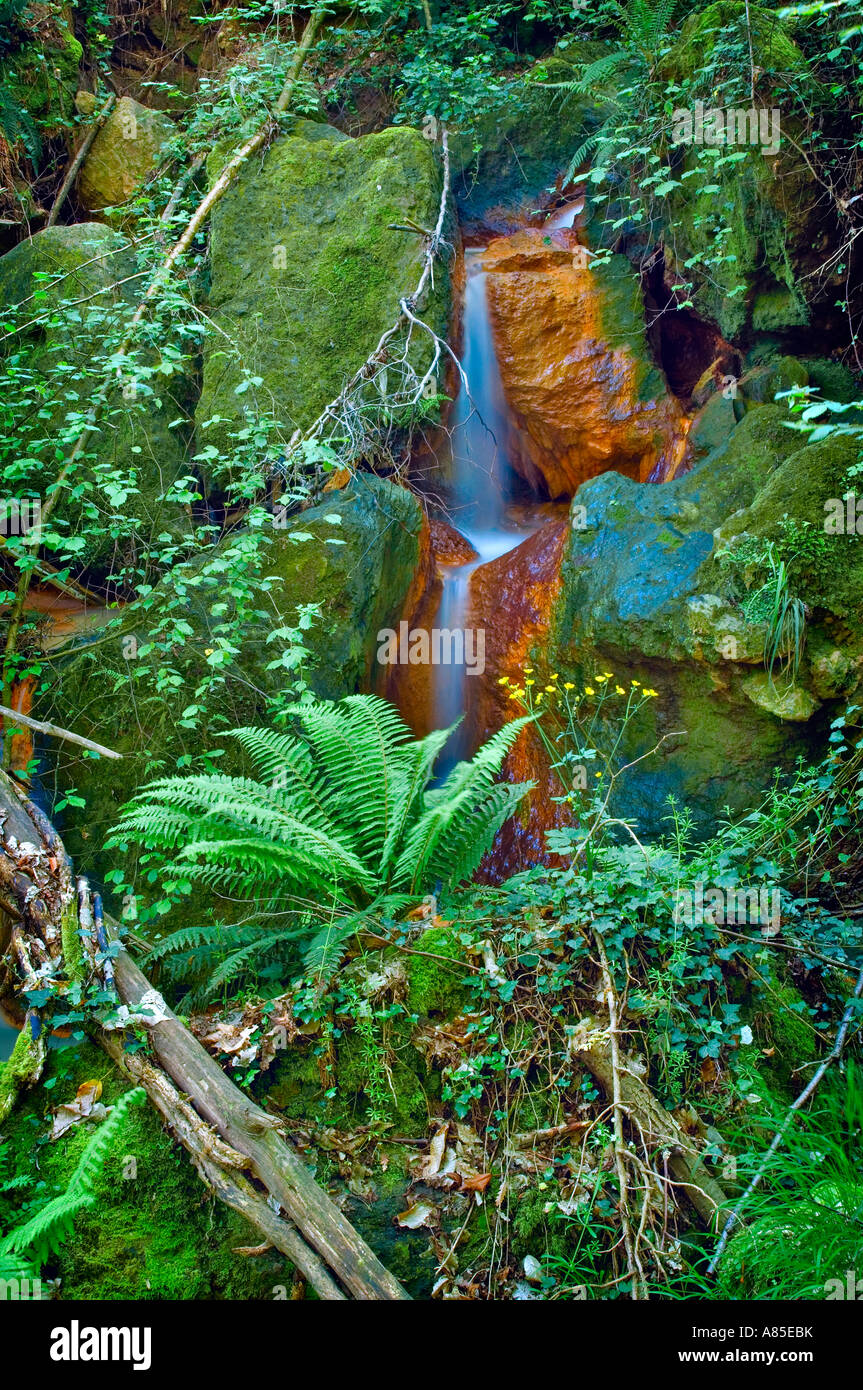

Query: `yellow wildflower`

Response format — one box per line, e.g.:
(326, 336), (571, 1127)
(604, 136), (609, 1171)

(615, 685), (625, 695)
(498, 675), (510, 685)
(524, 666), (534, 674)
(563, 682), (575, 690)
(596, 673), (609, 684)
(585, 686), (595, 696)
(545, 685), (556, 694)
(525, 679), (535, 687)
(631, 679), (640, 687)
(644, 688), (659, 698)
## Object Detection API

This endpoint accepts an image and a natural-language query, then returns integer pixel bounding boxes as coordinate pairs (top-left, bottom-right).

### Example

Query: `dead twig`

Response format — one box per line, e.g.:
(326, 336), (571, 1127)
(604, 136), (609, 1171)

(0, 703), (122, 759)
(46, 96), (116, 229)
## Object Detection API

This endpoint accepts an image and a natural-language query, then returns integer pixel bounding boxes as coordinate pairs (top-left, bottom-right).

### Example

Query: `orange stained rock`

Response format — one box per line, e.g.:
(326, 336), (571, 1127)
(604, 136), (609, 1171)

(482, 229), (684, 499)
(428, 518), (480, 566)
(466, 516), (572, 880)
(322, 466), (353, 492)
(5, 675), (35, 775)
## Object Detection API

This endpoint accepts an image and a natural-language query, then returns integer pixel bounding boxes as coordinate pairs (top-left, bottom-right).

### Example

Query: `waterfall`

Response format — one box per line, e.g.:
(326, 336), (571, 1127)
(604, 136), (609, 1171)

(428, 248), (552, 776)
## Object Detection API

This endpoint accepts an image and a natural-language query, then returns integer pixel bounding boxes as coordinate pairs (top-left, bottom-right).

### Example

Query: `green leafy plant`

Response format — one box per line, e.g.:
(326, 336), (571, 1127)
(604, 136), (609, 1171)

(109, 693), (533, 910)
(714, 1066), (863, 1299)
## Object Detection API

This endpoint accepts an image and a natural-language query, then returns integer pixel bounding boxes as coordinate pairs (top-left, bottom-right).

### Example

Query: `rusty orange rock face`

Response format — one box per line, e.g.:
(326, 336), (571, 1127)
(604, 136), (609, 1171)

(482, 230), (684, 499)
(428, 518), (480, 566)
(466, 515), (572, 880)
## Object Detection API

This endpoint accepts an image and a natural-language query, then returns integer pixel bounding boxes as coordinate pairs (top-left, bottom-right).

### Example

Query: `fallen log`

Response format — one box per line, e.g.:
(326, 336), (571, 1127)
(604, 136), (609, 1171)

(0, 768), (409, 1300)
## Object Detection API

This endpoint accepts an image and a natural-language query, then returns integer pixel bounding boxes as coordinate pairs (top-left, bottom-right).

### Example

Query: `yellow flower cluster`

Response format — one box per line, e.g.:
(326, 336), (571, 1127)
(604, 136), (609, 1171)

(497, 669), (660, 702)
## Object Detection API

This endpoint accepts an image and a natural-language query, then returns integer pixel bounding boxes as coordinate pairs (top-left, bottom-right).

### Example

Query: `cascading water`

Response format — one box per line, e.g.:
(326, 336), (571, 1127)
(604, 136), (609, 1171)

(424, 247), (561, 776)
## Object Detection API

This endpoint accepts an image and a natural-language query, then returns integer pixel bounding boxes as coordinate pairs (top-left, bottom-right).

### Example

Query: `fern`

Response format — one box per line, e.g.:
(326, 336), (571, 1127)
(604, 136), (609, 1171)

(0, 1088), (146, 1265)
(110, 696), (533, 909)
(0, 86), (41, 164)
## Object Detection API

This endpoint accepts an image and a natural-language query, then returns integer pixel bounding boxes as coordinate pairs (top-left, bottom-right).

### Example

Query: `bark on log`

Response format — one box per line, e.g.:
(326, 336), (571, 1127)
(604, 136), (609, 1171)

(98, 1028), (346, 1300)
(0, 768), (409, 1299)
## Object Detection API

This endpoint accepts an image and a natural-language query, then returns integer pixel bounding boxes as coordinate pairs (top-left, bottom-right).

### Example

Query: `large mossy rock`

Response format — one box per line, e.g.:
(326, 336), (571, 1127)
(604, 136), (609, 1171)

(51, 475), (429, 879)
(0, 223), (193, 572)
(196, 120), (452, 465)
(78, 98), (175, 211)
(550, 405), (863, 835)
(657, 4), (820, 341)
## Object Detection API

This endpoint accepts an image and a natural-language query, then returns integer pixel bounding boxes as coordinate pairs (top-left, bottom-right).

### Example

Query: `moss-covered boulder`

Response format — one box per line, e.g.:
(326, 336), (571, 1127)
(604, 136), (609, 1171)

(78, 98), (175, 211)
(0, 223), (194, 572)
(549, 406), (855, 835)
(197, 120), (452, 468)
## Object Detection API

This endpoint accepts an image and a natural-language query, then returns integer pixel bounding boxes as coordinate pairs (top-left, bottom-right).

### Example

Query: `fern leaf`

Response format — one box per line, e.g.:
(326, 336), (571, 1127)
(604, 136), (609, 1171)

(0, 1088), (146, 1264)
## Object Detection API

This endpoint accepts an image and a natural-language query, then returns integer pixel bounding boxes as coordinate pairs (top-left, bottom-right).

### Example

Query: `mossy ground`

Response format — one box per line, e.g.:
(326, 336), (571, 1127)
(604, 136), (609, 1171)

(0, 1039), (287, 1300)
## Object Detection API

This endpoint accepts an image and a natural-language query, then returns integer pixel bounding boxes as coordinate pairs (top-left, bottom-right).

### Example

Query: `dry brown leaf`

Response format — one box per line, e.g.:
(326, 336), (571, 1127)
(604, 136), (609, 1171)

(462, 1172), (492, 1193)
(51, 1080), (104, 1139)
(396, 1199), (437, 1230)
(421, 1123), (449, 1179)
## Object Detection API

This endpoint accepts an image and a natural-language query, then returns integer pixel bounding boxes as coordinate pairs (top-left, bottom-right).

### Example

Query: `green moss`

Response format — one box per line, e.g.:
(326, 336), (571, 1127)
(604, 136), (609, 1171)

(595, 255), (668, 405)
(756, 979), (818, 1093)
(406, 925), (473, 1017)
(657, 5), (813, 340)
(0, 1040), (287, 1299)
(712, 434), (863, 622)
(0, 1023), (45, 1123)
(510, 1183), (570, 1265)
(664, 3), (807, 84)
(800, 358), (862, 405)
(335, 1022), (430, 1129)
(0, 9), (81, 136)
(198, 120), (451, 461)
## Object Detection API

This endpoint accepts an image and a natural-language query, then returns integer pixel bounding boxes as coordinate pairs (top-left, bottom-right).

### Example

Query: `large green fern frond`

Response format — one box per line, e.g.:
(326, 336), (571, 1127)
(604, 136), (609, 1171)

(112, 699), (533, 959)
(427, 780), (532, 887)
(0, 1088), (146, 1264)
(295, 695), (415, 864)
(392, 716), (534, 892)
(379, 723), (456, 882)
(225, 726), (333, 827)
